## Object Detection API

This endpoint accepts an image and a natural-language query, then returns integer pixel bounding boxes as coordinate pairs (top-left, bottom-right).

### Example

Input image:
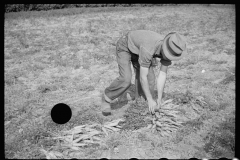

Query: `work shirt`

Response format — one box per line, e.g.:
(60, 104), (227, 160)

(127, 30), (172, 68)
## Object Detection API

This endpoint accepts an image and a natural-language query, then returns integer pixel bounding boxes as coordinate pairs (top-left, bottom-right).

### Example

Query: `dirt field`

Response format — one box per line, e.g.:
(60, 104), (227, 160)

(4, 4), (235, 159)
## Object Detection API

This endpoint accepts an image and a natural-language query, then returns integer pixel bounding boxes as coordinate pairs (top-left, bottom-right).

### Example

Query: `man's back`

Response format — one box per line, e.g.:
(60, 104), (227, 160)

(127, 30), (164, 56)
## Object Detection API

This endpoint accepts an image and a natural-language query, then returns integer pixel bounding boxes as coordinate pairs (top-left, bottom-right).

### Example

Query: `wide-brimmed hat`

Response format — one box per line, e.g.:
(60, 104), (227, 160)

(162, 32), (187, 61)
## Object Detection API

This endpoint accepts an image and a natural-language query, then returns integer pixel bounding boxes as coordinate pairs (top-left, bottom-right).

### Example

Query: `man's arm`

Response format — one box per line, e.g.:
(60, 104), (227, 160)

(140, 67), (152, 100)
(140, 66), (157, 113)
(157, 64), (168, 108)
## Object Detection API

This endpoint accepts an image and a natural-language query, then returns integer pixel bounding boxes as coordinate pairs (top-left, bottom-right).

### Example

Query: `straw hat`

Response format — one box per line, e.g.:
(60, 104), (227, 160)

(162, 32), (187, 61)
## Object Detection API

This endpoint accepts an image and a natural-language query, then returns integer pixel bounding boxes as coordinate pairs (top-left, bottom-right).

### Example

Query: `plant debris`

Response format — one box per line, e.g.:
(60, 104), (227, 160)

(47, 118), (124, 159)
(131, 99), (184, 137)
(130, 92), (209, 137)
(164, 90), (208, 108)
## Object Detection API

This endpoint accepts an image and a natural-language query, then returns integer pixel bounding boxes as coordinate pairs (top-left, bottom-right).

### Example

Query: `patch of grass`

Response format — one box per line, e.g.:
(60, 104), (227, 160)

(89, 37), (102, 46)
(5, 6), (142, 20)
(225, 48), (235, 55)
(183, 118), (204, 131)
(7, 30), (29, 48)
(5, 86), (30, 113)
(206, 38), (217, 44)
(120, 98), (149, 131)
(217, 102), (229, 111)
(90, 50), (116, 65)
(173, 126), (194, 144)
(173, 58), (196, 69)
(73, 82), (95, 92)
(180, 110), (212, 135)
(5, 120), (55, 159)
(5, 68), (27, 86)
(105, 133), (123, 149)
(164, 90), (196, 105)
(220, 74), (235, 85)
(213, 46), (225, 55)
(137, 132), (148, 142)
(203, 116), (235, 158)
(208, 48), (216, 52)
(73, 108), (105, 125)
(212, 60), (228, 65)
(202, 95), (221, 111)
(37, 84), (58, 93)
(5, 75), (17, 86)
(137, 23), (147, 30)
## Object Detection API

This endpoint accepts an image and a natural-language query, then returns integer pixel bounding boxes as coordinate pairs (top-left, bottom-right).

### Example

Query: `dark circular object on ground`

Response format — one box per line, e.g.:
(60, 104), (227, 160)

(51, 103), (72, 124)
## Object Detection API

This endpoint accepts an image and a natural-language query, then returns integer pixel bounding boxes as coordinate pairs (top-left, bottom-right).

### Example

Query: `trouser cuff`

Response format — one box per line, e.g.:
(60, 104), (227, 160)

(103, 92), (113, 103)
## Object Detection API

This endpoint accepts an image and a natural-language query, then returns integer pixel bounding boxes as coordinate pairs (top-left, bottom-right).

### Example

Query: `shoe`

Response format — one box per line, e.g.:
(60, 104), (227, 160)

(101, 95), (111, 116)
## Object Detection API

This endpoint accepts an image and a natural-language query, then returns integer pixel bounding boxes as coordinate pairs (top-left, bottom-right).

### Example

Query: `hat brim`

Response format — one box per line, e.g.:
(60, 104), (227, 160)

(162, 33), (187, 61)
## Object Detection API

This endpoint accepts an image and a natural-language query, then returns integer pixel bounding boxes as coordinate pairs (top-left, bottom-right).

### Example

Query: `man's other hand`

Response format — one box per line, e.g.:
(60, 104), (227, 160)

(148, 98), (157, 114)
(157, 99), (164, 110)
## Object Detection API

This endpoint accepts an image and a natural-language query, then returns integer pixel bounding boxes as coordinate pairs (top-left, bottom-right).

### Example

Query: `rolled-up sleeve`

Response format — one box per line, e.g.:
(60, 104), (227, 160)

(160, 58), (172, 66)
(138, 46), (152, 68)
(151, 58), (158, 67)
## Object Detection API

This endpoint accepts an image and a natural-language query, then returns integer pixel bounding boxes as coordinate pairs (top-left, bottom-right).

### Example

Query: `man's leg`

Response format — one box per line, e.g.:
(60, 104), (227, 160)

(134, 66), (147, 100)
(102, 50), (132, 116)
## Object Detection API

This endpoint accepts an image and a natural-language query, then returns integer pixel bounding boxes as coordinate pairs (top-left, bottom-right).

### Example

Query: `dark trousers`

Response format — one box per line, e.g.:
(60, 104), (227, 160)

(104, 34), (155, 103)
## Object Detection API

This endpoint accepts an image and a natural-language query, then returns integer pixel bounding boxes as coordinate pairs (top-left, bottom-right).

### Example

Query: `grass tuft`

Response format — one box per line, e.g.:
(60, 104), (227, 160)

(203, 116), (235, 158)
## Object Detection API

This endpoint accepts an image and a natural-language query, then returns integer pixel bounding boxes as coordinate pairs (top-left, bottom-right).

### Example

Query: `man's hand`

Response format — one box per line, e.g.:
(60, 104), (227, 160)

(148, 98), (157, 114)
(157, 99), (164, 110)
(140, 66), (157, 114)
